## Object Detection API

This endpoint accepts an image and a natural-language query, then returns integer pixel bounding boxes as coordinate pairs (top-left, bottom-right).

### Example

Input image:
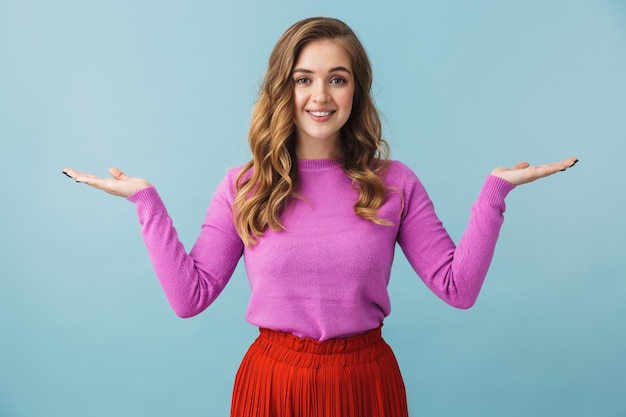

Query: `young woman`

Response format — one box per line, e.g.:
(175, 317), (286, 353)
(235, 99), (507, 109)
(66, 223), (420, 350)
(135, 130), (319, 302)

(63, 17), (577, 417)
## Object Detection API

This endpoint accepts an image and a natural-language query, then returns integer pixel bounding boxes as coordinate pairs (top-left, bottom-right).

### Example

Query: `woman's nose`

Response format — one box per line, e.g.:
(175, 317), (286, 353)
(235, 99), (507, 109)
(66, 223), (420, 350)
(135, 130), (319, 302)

(311, 82), (330, 103)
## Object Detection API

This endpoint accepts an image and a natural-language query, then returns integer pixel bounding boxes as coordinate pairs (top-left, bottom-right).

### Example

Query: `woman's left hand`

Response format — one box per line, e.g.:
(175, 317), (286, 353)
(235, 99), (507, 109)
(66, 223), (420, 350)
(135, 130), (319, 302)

(491, 157), (578, 186)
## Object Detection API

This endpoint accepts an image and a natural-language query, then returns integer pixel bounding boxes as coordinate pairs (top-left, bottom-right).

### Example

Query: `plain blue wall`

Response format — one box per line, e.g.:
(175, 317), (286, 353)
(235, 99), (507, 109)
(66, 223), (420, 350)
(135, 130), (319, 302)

(1, 0), (625, 416)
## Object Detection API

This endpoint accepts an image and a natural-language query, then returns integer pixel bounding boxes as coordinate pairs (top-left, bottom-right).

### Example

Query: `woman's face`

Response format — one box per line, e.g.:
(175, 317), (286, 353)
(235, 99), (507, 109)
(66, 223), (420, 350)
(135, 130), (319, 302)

(291, 39), (354, 159)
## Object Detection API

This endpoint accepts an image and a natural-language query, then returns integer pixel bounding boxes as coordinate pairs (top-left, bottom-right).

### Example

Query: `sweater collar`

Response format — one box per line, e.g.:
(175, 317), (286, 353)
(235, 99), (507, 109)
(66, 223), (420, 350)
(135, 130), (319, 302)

(297, 158), (342, 171)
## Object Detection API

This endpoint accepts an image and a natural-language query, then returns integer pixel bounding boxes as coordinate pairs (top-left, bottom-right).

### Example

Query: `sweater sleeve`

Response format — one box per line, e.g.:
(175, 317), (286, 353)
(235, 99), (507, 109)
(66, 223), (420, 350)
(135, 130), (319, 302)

(127, 170), (244, 318)
(396, 166), (515, 308)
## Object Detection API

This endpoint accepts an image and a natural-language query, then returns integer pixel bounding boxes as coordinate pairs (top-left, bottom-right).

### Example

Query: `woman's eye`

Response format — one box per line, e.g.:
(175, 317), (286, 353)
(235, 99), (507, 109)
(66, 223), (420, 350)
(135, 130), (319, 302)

(294, 77), (310, 84)
(330, 78), (346, 85)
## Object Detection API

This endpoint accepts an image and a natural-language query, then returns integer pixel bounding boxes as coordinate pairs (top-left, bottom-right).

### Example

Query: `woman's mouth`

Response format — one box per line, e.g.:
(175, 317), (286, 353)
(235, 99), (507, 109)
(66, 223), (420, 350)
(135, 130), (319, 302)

(308, 111), (333, 117)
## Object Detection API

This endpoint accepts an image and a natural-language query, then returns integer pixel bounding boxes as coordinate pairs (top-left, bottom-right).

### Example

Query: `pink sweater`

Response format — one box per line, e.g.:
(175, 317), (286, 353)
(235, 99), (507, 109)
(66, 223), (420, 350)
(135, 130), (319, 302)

(128, 159), (515, 341)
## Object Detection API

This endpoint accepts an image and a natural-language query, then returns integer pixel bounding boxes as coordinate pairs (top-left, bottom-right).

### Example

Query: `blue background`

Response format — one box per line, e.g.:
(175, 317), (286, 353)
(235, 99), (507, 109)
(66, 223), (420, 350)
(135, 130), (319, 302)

(1, 0), (625, 416)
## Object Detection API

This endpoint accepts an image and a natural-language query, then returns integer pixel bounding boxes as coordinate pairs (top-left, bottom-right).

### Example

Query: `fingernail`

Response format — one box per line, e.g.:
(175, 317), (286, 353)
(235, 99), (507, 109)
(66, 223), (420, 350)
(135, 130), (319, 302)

(62, 171), (72, 178)
(572, 159), (579, 166)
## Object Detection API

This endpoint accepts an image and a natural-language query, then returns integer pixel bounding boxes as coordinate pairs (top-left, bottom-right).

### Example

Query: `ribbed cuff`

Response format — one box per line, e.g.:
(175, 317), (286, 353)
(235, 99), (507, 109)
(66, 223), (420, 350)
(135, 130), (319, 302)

(478, 175), (516, 208)
(127, 185), (167, 219)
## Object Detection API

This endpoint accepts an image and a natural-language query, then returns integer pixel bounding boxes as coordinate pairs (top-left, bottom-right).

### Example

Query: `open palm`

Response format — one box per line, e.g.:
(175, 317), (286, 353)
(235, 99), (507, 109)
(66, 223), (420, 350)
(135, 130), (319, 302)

(62, 167), (151, 198)
(491, 157), (578, 186)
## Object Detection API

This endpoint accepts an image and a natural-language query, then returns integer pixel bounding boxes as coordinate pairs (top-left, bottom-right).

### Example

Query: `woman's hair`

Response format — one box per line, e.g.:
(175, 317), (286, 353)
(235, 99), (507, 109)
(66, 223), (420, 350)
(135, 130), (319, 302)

(234, 17), (390, 246)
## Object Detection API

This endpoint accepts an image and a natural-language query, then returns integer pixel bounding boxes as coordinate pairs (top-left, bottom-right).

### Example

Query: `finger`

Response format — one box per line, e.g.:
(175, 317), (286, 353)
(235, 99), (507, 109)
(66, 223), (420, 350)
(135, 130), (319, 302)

(535, 158), (577, 177)
(73, 175), (105, 187)
(559, 157), (579, 171)
(62, 168), (100, 182)
(62, 168), (81, 179)
(109, 167), (129, 180)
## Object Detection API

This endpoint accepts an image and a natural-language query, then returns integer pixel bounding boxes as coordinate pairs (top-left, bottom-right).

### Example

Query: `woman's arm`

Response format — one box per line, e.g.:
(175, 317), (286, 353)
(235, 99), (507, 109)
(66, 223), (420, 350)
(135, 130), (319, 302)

(397, 157), (578, 308)
(62, 167), (244, 317)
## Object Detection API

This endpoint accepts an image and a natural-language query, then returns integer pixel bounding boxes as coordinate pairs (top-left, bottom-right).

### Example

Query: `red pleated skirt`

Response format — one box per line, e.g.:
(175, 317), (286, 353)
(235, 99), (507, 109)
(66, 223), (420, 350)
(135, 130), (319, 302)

(231, 325), (409, 417)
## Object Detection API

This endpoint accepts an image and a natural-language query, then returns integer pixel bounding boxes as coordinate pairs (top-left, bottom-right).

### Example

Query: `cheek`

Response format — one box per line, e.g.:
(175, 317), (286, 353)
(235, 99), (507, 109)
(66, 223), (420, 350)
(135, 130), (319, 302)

(340, 88), (355, 111)
(293, 88), (307, 107)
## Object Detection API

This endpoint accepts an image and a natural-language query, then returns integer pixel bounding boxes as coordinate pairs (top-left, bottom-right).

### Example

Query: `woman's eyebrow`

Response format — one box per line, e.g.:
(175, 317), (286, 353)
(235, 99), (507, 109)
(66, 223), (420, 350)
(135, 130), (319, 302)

(292, 66), (352, 74)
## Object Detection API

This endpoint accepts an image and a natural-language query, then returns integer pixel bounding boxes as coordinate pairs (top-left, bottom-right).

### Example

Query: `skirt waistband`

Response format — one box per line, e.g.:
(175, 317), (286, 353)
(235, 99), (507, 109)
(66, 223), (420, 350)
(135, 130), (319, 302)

(254, 325), (386, 369)
(258, 325), (383, 355)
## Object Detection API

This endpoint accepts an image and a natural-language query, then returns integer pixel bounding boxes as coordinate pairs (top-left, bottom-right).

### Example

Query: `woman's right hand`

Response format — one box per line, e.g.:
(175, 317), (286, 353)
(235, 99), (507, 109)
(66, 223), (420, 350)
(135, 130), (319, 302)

(62, 167), (152, 198)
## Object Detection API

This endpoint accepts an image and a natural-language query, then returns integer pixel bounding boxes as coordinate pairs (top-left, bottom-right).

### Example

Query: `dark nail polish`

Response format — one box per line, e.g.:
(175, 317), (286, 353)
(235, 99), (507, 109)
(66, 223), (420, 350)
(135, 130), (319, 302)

(62, 171), (72, 178)
(75, 180), (82, 183)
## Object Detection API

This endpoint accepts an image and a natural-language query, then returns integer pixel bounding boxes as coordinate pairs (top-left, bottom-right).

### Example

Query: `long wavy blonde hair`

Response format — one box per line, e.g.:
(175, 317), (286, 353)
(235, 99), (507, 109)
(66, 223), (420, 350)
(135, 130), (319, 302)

(234, 17), (390, 246)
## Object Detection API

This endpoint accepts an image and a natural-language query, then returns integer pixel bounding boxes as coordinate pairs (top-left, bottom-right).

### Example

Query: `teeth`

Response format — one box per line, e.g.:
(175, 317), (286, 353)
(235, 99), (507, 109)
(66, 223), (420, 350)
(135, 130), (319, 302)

(310, 111), (332, 117)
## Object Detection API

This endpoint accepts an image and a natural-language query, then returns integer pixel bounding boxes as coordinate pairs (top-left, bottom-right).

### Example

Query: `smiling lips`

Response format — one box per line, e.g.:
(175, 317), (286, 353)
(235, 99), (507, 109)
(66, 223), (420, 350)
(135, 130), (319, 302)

(307, 110), (335, 120)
